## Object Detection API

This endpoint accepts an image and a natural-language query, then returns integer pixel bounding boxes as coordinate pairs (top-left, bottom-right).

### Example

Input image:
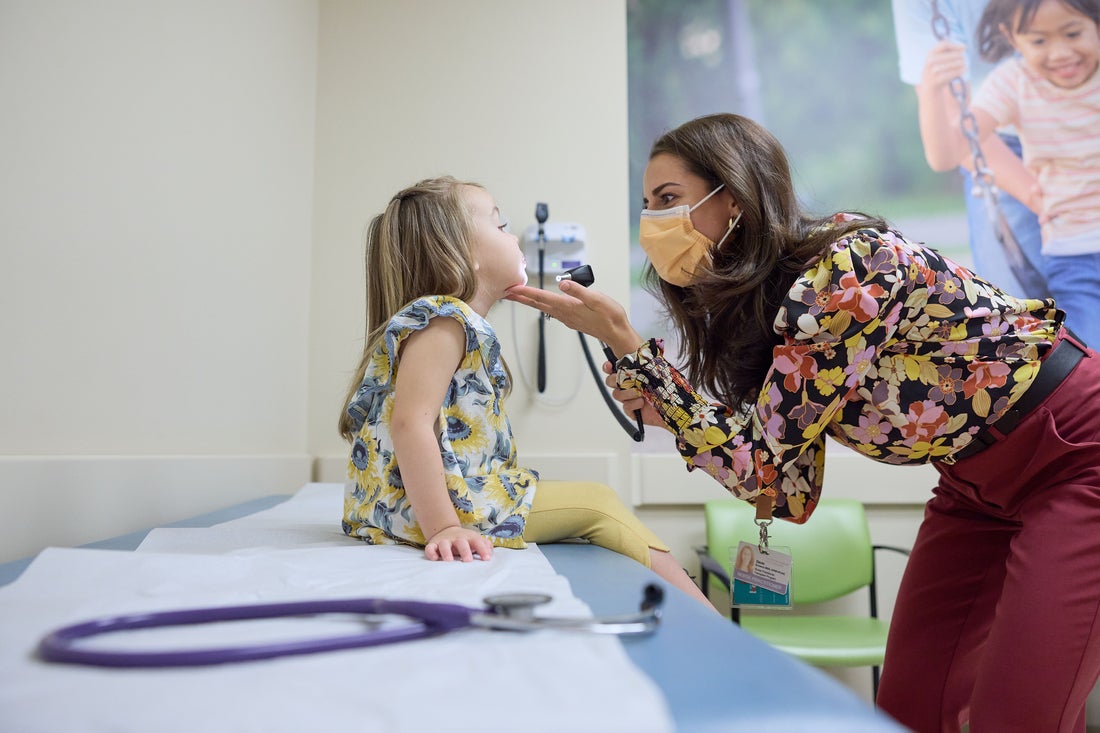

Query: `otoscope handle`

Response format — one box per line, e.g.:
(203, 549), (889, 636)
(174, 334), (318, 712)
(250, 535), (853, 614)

(601, 344), (645, 441)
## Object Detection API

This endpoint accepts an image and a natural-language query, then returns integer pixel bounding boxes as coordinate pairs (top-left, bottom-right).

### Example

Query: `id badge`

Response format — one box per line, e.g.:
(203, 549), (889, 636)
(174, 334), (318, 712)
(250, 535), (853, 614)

(731, 540), (792, 609)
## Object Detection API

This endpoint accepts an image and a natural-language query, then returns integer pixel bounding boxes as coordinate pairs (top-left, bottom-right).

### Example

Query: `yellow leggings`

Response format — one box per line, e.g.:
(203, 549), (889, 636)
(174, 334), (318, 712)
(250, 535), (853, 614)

(522, 481), (668, 568)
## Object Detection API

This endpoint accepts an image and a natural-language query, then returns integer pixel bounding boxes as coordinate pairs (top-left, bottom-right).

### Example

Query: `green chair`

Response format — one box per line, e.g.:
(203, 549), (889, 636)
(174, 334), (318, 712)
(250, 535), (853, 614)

(694, 497), (909, 698)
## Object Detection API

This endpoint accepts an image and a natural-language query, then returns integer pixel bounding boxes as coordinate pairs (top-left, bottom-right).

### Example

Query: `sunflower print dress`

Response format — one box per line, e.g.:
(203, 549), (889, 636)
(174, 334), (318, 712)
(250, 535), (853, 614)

(343, 296), (538, 549)
(616, 214), (1063, 524)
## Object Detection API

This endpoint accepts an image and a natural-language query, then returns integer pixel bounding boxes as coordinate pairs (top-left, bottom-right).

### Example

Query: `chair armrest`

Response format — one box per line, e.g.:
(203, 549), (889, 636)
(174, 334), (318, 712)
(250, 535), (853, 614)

(693, 545), (732, 591)
(869, 544), (910, 619)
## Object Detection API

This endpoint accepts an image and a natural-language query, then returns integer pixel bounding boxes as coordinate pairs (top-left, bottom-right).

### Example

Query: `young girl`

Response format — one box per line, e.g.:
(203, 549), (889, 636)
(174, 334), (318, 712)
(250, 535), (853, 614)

(919, 0), (1100, 346)
(337, 176), (713, 609)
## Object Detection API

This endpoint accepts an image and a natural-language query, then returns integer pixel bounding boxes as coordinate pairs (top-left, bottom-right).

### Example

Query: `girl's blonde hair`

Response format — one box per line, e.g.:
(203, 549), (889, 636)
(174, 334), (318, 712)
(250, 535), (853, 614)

(338, 176), (484, 441)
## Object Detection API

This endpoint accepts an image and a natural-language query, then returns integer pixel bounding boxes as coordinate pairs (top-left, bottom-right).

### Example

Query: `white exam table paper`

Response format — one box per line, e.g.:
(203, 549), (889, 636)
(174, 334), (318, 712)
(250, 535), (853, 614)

(0, 486), (674, 733)
(135, 483), (354, 554)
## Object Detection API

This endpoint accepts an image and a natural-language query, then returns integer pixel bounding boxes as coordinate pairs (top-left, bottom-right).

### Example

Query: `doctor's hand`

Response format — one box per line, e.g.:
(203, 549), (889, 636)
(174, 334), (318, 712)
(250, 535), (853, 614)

(505, 280), (645, 359)
(425, 526), (493, 562)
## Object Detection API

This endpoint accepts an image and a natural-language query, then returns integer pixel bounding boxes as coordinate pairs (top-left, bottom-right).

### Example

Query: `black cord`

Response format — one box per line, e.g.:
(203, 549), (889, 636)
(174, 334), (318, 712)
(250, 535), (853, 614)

(578, 332), (644, 442)
(535, 203), (548, 393)
(537, 248), (546, 392)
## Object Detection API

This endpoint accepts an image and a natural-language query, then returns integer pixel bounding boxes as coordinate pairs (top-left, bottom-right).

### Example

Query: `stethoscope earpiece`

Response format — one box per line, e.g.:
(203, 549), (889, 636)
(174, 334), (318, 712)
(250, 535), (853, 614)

(642, 583), (664, 612)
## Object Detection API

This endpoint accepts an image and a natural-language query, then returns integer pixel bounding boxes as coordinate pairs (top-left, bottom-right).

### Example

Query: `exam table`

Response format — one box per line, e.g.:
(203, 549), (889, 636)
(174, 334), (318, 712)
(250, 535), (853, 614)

(0, 493), (906, 733)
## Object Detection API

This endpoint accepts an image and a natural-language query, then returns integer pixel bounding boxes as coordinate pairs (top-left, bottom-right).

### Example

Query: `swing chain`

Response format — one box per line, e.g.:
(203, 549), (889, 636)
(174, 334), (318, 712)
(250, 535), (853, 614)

(930, 0), (998, 202)
(928, 1), (1050, 299)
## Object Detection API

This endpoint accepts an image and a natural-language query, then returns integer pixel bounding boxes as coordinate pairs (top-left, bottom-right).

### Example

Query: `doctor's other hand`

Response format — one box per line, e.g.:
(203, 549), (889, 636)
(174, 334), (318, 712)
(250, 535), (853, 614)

(505, 280), (645, 358)
(425, 526), (493, 562)
(601, 359), (667, 429)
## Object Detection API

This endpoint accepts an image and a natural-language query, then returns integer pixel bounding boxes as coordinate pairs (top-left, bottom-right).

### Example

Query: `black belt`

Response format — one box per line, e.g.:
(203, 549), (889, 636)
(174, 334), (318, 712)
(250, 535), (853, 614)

(944, 333), (1088, 465)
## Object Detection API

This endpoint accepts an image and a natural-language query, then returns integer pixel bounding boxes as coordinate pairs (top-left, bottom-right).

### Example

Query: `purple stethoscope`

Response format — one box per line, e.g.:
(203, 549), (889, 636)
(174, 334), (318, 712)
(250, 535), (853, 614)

(38, 584), (663, 668)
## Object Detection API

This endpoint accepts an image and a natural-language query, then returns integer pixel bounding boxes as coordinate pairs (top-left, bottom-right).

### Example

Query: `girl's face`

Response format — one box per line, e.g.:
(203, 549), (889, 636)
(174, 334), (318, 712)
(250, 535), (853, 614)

(1006, 0), (1100, 89)
(465, 186), (526, 308)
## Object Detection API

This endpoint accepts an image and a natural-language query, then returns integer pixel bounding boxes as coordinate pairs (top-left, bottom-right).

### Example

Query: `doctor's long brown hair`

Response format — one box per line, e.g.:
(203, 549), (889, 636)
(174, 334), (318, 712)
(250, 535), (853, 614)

(644, 113), (886, 409)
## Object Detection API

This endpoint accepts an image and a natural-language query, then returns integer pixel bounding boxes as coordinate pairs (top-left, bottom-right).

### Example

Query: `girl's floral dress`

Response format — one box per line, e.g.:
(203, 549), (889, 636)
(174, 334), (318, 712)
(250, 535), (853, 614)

(344, 296), (537, 548)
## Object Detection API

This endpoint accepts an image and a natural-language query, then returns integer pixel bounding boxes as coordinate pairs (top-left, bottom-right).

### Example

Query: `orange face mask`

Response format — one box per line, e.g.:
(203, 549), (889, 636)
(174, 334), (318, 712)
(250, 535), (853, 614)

(638, 184), (738, 286)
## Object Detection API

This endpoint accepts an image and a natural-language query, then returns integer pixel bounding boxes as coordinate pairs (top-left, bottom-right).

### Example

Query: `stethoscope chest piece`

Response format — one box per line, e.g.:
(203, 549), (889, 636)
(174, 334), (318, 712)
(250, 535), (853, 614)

(482, 593), (553, 622)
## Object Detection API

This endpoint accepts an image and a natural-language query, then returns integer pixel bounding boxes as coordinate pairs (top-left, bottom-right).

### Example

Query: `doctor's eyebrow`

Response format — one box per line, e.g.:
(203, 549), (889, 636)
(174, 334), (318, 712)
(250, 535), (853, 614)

(643, 181), (681, 207)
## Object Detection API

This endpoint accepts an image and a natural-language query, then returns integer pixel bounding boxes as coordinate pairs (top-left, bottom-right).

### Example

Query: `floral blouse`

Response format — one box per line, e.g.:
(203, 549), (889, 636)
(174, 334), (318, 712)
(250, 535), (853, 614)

(343, 296), (538, 549)
(617, 214), (1062, 523)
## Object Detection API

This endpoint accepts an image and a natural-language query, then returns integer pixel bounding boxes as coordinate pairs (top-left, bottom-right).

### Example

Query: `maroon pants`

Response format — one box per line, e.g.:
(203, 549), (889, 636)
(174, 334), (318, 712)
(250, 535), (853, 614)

(878, 336), (1100, 732)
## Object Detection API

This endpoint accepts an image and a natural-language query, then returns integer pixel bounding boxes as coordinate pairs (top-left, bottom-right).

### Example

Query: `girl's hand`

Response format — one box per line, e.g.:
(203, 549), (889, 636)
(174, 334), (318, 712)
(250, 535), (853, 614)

(915, 40), (975, 172)
(505, 280), (644, 358)
(919, 40), (967, 92)
(602, 360), (667, 429)
(424, 526), (494, 562)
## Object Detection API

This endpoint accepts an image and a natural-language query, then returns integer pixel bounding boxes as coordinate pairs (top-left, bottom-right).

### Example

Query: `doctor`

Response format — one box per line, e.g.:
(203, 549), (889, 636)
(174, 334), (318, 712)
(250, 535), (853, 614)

(506, 112), (1100, 732)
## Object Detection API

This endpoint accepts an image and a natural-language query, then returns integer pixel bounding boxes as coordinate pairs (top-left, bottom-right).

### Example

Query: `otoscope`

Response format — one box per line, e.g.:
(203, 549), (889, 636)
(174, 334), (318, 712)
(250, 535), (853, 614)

(556, 264), (645, 442)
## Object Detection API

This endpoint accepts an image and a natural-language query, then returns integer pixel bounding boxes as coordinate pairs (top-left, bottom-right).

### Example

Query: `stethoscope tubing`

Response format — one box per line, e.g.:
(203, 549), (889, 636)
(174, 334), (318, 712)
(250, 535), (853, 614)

(38, 597), (474, 668)
(37, 588), (662, 668)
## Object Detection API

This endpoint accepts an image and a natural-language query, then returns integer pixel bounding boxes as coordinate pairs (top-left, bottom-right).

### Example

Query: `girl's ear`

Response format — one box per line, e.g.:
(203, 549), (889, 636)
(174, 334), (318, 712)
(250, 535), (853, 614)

(998, 22), (1018, 51)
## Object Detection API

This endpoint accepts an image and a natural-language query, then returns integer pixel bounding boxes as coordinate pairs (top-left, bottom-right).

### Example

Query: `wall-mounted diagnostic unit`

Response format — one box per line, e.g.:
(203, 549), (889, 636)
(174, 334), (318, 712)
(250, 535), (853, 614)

(522, 221), (587, 279)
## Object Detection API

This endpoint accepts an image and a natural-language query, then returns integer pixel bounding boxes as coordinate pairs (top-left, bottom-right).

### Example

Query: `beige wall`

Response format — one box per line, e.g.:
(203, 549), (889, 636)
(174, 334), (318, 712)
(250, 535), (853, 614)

(0, 0), (319, 555)
(1, 0), (317, 455)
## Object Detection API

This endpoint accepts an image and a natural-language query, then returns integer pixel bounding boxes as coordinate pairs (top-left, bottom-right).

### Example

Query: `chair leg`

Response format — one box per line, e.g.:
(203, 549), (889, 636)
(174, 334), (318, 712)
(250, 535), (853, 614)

(872, 665), (880, 703)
